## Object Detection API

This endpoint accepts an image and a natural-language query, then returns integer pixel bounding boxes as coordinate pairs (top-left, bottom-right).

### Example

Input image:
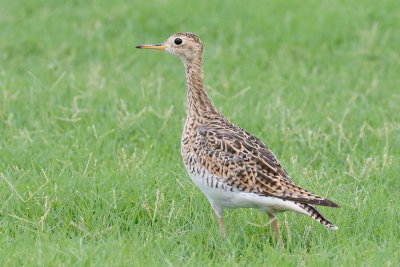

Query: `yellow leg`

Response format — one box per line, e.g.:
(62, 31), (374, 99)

(268, 213), (284, 249)
(218, 217), (227, 239)
(210, 201), (227, 239)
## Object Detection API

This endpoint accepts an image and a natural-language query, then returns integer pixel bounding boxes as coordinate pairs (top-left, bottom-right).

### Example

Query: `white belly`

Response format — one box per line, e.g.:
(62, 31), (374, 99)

(185, 163), (308, 215)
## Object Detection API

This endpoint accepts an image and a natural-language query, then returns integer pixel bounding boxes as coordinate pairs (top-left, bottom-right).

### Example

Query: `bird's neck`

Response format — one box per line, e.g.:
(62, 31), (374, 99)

(184, 58), (216, 117)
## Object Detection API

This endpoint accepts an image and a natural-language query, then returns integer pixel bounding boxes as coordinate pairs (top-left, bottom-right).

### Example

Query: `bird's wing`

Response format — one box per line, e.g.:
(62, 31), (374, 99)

(196, 126), (339, 207)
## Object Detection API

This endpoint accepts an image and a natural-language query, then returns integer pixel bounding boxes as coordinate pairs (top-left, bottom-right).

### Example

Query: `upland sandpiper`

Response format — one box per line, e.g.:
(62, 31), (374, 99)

(136, 33), (340, 248)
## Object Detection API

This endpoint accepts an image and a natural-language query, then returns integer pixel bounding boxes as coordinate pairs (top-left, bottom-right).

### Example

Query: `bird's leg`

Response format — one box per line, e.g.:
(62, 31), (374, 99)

(218, 216), (227, 239)
(267, 213), (284, 249)
(210, 202), (226, 239)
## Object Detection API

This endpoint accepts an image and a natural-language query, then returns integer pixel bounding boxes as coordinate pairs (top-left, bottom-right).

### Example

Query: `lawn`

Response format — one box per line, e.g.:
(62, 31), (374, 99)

(1, 0), (399, 265)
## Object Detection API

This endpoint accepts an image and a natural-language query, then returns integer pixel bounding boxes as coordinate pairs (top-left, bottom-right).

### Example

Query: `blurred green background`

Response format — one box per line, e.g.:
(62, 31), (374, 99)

(1, 0), (399, 265)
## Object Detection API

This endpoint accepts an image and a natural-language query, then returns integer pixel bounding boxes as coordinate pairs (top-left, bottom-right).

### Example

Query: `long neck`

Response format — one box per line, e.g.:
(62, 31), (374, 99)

(183, 57), (216, 117)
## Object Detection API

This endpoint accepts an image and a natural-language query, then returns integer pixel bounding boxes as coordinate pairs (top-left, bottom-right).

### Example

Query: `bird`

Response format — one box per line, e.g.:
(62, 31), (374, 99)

(136, 32), (340, 248)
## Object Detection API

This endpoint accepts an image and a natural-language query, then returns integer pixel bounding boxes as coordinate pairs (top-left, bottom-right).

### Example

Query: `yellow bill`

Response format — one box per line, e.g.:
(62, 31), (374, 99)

(136, 44), (166, 50)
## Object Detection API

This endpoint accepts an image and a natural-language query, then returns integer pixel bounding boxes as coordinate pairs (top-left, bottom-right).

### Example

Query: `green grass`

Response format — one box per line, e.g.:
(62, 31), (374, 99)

(1, 0), (399, 265)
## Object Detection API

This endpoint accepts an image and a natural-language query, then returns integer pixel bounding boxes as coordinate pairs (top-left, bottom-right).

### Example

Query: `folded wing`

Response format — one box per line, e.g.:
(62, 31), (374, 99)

(195, 125), (340, 208)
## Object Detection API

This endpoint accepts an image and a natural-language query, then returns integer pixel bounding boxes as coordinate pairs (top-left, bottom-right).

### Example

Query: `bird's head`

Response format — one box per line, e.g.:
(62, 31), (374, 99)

(136, 32), (203, 62)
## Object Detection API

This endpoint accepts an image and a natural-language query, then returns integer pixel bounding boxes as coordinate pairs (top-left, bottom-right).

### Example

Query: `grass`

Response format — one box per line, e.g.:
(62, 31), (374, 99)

(1, 0), (399, 265)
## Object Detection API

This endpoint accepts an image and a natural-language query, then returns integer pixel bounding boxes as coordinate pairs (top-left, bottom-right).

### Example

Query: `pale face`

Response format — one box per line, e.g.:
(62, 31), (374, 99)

(136, 33), (203, 62)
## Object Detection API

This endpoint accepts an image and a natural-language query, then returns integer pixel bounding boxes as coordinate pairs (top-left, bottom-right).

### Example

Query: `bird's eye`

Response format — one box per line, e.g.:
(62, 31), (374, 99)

(174, 38), (183, 45)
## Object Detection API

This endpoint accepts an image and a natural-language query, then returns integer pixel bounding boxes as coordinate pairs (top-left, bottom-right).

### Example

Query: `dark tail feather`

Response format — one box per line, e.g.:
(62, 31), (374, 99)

(283, 196), (341, 208)
(298, 203), (338, 230)
(279, 180), (341, 208)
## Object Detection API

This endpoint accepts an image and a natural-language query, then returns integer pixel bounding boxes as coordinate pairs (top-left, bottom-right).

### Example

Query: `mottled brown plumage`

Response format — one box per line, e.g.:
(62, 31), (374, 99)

(137, 32), (340, 247)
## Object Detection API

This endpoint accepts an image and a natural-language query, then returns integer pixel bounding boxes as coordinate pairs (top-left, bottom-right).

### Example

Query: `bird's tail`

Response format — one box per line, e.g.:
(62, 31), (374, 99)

(298, 203), (338, 230)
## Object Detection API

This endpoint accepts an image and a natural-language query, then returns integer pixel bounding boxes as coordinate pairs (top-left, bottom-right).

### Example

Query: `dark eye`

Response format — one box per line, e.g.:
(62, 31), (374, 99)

(174, 38), (182, 45)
